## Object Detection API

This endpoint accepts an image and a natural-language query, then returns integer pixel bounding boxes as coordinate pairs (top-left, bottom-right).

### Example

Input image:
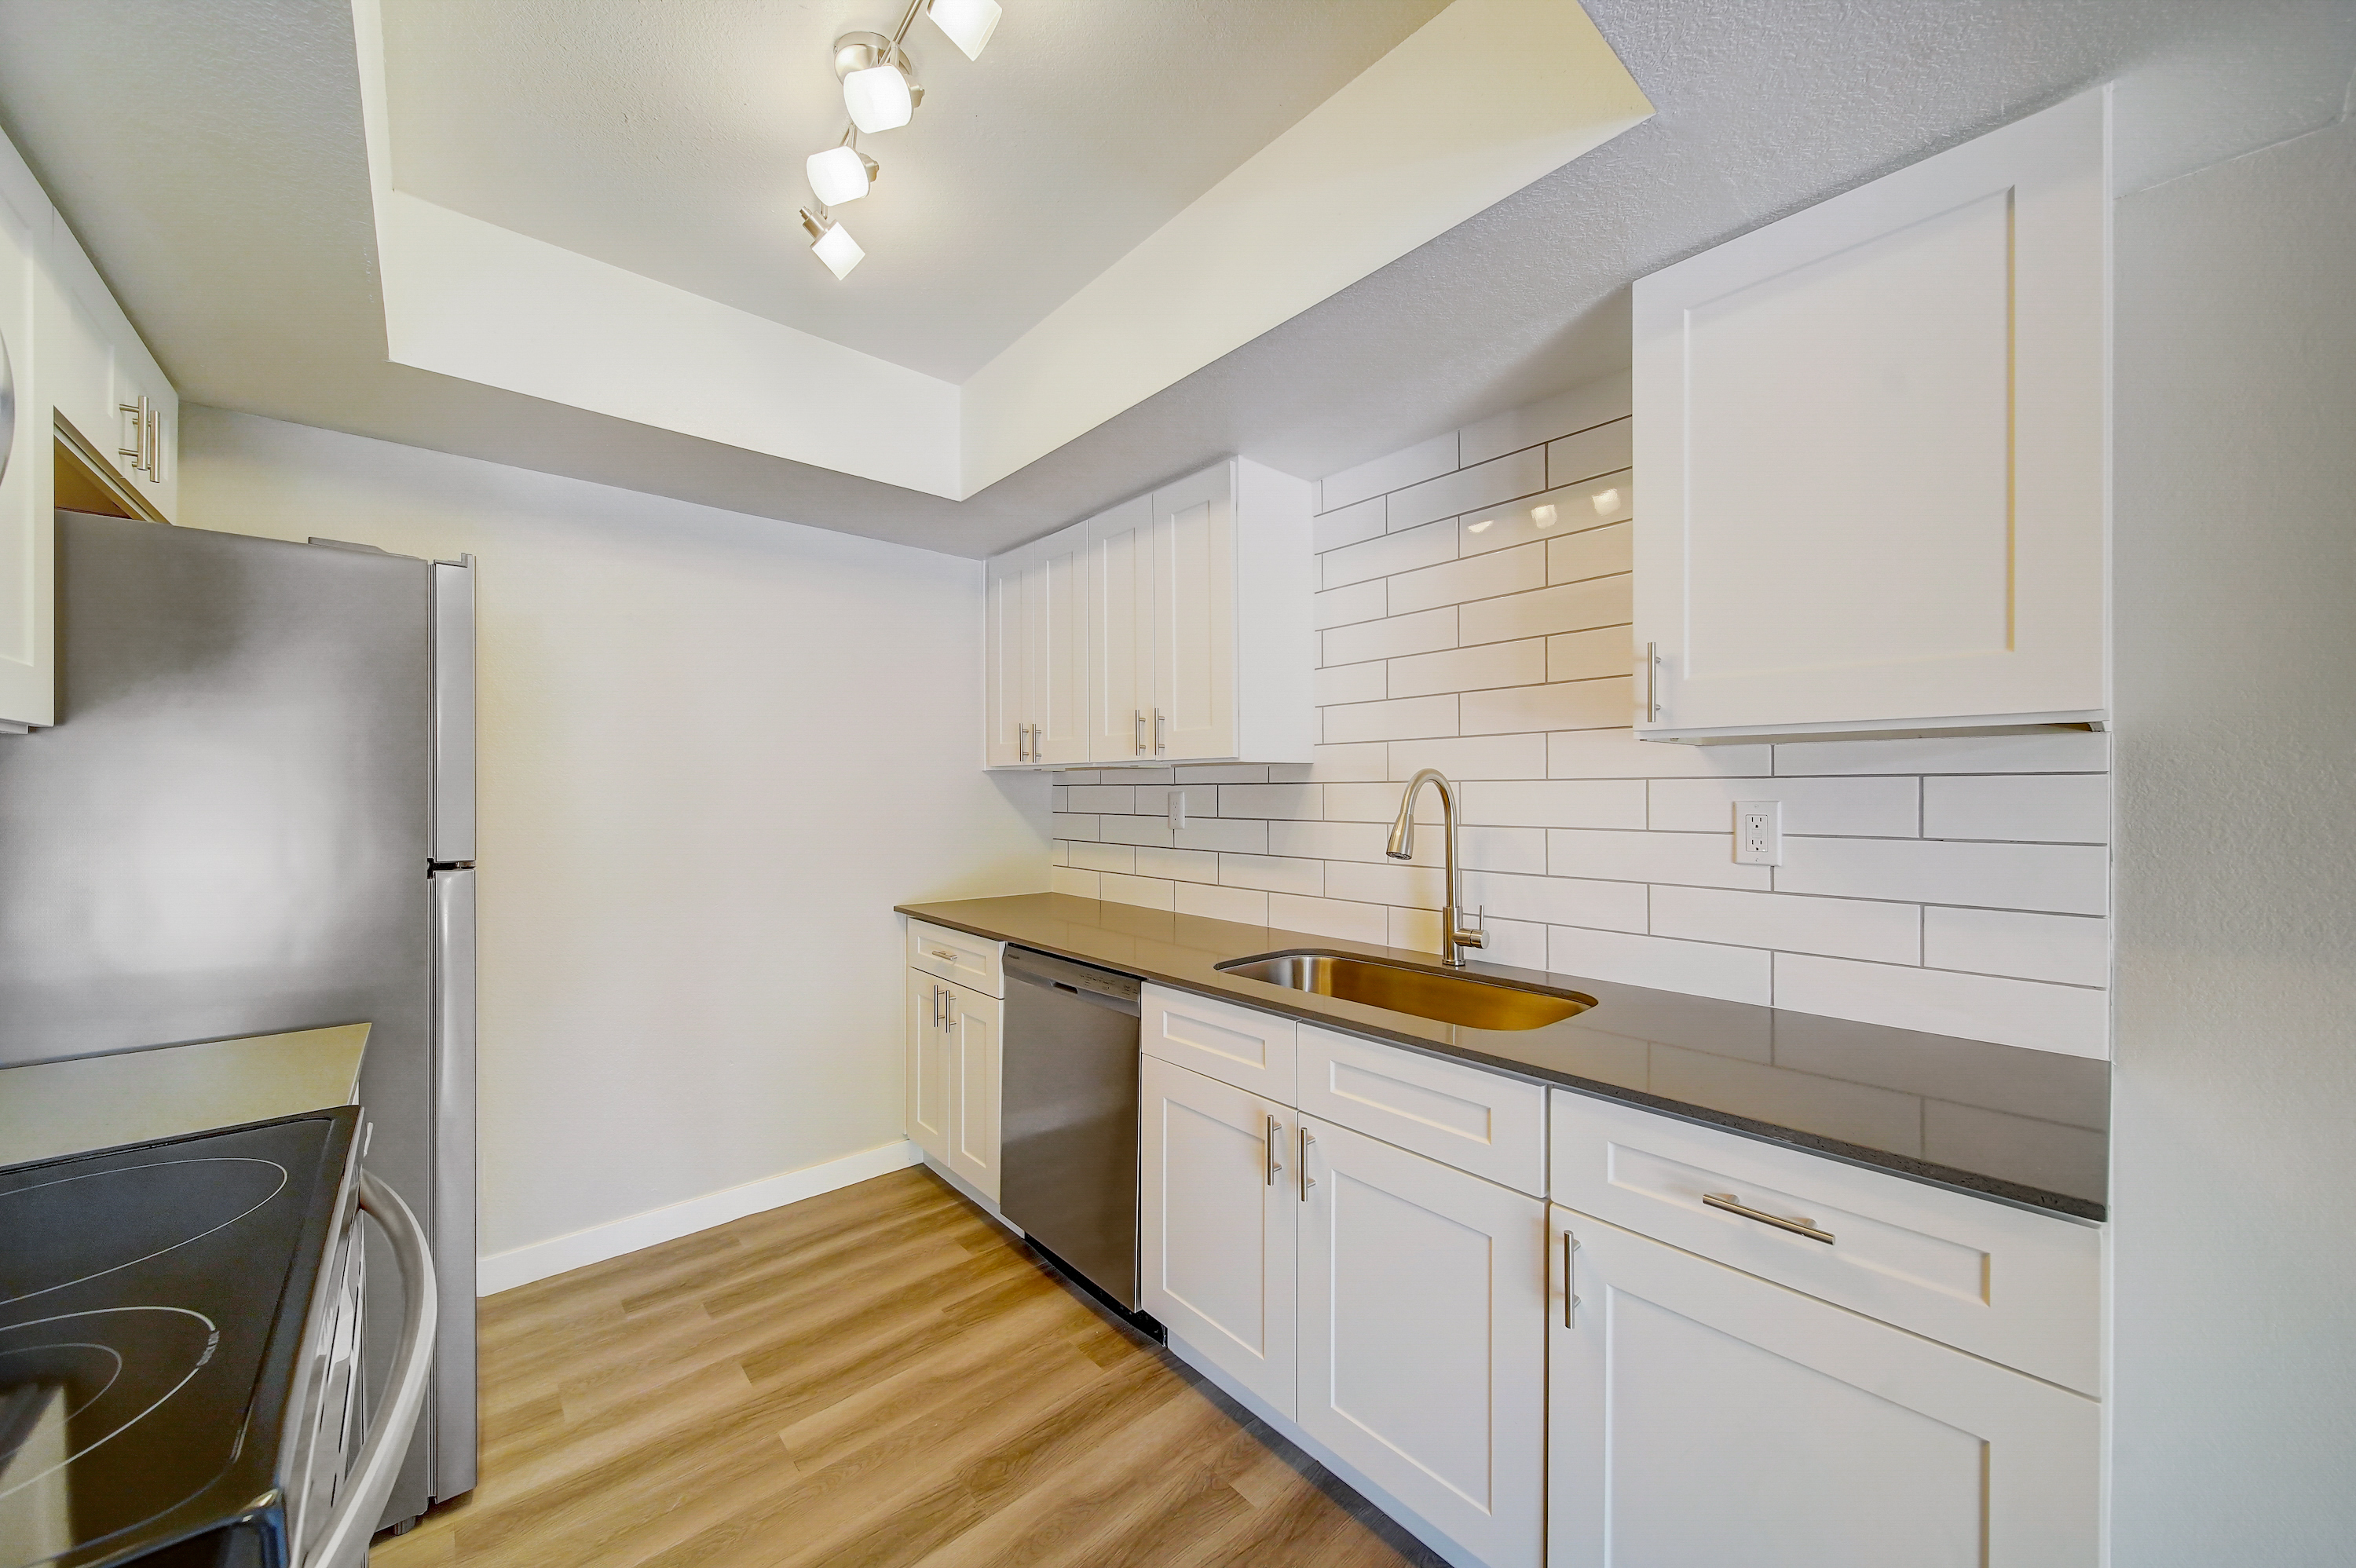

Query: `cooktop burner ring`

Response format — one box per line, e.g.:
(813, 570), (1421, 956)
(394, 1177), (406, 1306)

(0, 1307), (218, 1513)
(0, 1157), (289, 1310)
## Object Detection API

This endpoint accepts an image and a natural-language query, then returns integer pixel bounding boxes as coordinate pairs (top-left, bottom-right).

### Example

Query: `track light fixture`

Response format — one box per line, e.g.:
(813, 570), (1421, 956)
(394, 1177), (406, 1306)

(800, 207), (866, 280)
(799, 0), (1004, 280)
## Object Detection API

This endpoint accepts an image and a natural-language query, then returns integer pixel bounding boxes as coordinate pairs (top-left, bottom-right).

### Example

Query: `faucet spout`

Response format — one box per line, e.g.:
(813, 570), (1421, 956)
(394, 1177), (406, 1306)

(1388, 769), (1487, 967)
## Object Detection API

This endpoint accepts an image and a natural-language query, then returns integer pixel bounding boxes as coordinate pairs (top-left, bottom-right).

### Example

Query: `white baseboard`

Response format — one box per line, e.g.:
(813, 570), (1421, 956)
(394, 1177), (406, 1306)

(475, 1138), (924, 1296)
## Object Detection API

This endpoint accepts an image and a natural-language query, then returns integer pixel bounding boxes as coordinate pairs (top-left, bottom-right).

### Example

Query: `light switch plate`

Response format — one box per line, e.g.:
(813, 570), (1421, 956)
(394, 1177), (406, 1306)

(1734, 800), (1781, 865)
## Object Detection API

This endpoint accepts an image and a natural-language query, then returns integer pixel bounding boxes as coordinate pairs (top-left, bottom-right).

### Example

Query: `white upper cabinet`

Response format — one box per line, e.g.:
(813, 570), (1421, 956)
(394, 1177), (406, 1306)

(986, 457), (1312, 769)
(38, 212), (178, 523)
(1632, 89), (2108, 742)
(0, 144), (47, 731)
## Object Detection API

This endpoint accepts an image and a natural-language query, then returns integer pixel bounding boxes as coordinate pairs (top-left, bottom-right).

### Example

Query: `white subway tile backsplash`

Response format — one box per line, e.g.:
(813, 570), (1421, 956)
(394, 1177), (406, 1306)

(1458, 373), (1630, 466)
(1547, 523), (1633, 585)
(1098, 872), (1176, 911)
(1776, 730), (2111, 777)
(1549, 729), (1773, 779)
(1134, 844), (1220, 883)
(1651, 886), (1921, 963)
(1648, 776), (1921, 838)
(1323, 606), (1457, 665)
(1459, 575), (1630, 645)
(1387, 448), (1546, 532)
(1547, 418), (1635, 485)
(1324, 693), (1459, 744)
(1049, 866), (1099, 899)
(1465, 870), (1648, 932)
(1315, 579), (1389, 630)
(1461, 676), (1629, 735)
(1549, 828), (1773, 890)
(1546, 625), (1636, 683)
(1922, 907), (2110, 986)
(1268, 894), (1389, 945)
(1776, 836), (2109, 915)
(1026, 383), (2115, 1060)
(1220, 853), (1326, 897)
(1066, 841), (1136, 873)
(1923, 773), (2110, 843)
(1220, 783), (1327, 819)
(1313, 495), (1387, 553)
(1322, 431), (1458, 513)
(1549, 926), (1774, 1005)
(1322, 517), (1458, 589)
(1773, 955), (2109, 1058)
(1386, 541), (1547, 615)
(1461, 779), (1648, 829)
(1388, 640), (1546, 698)
(1314, 660), (1388, 707)
(1388, 733), (1549, 780)
(1176, 881), (1269, 926)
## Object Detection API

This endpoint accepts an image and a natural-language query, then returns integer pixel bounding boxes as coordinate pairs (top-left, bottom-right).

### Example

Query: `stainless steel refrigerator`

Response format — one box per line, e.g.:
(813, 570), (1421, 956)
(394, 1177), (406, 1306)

(0, 509), (478, 1530)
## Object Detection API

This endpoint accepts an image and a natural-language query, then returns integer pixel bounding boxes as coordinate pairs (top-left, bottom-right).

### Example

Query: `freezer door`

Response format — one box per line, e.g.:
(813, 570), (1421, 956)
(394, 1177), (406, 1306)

(430, 558), (476, 866)
(428, 865), (477, 1500)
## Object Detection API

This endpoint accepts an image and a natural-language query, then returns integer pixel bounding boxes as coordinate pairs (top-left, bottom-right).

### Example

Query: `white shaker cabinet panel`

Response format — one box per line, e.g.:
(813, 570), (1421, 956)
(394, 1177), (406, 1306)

(942, 981), (1001, 1201)
(905, 970), (953, 1167)
(984, 542), (1029, 768)
(1141, 984), (1297, 1103)
(1150, 461), (1238, 762)
(1029, 522), (1092, 767)
(1548, 1208), (2099, 1568)
(1298, 1116), (1547, 1568)
(1085, 495), (1154, 763)
(38, 213), (177, 521)
(1140, 1054), (1298, 1417)
(1296, 1024), (1547, 1195)
(1633, 89), (2107, 742)
(0, 148), (45, 731)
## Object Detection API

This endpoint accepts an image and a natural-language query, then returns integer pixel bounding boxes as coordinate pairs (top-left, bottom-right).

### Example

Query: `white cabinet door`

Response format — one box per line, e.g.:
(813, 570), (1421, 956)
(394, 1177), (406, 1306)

(906, 971), (952, 1166)
(1548, 1207), (2100, 1568)
(1298, 1116), (1546, 1568)
(1085, 495), (1154, 764)
(1632, 90), (2107, 741)
(983, 546), (1028, 767)
(1140, 1054), (1297, 1417)
(942, 980), (1001, 1202)
(0, 151), (46, 730)
(1029, 522), (1091, 767)
(38, 213), (177, 522)
(1150, 462), (1237, 762)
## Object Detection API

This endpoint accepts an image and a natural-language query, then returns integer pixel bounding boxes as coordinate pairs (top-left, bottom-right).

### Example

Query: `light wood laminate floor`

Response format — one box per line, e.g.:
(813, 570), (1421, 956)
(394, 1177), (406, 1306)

(372, 1164), (1442, 1568)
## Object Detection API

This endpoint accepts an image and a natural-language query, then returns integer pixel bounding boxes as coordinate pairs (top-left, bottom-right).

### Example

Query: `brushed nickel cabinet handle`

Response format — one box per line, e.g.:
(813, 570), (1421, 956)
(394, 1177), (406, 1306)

(1133, 708), (1145, 756)
(1564, 1230), (1580, 1328)
(1299, 1127), (1315, 1199)
(1644, 641), (1662, 724)
(119, 397), (146, 470)
(1704, 1192), (1835, 1245)
(1154, 707), (1166, 755)
(929, 947), (957, 961)
(1264, 1115), (1282, 1186)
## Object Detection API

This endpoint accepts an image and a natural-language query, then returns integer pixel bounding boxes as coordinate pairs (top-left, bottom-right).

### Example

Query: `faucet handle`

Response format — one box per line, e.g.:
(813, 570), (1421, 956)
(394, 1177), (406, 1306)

(1458, 905), (1489, 949)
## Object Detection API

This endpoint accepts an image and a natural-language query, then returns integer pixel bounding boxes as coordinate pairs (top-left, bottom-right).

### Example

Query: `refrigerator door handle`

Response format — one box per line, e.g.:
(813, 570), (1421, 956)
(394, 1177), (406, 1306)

(430, 558), (477, 867)
(428, 865), (478, 1501)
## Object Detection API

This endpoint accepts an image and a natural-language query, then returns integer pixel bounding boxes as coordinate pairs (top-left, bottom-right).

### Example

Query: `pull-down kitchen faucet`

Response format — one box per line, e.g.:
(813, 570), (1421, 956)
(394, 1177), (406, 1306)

(1385, 769), (1487, 967)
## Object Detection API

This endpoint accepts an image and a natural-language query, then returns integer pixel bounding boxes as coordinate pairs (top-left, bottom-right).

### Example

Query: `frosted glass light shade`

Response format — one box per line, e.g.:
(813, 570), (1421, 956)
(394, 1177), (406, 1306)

(810, 220), (865, 280)
(927, 0), (1002, 61)
(806, 145), (872, 206)
(843, 63), (914, 133)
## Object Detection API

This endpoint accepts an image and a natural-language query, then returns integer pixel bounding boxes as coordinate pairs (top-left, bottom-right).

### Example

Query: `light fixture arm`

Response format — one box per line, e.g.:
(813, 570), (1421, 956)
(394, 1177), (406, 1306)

(889, 0), (924, 47)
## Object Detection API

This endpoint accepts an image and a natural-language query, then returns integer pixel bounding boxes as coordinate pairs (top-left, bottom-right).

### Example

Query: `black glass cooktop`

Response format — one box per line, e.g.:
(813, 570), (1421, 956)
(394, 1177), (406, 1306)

(0, 1112), (357, 1568)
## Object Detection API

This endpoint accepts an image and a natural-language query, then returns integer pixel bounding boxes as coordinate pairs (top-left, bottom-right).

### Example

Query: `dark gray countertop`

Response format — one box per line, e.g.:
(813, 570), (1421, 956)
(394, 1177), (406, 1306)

(898, 894), (2109, 1221)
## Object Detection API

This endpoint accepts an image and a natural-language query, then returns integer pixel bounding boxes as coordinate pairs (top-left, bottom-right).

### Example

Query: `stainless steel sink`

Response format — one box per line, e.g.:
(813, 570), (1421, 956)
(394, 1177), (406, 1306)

(1215, 950), (1595, 1031)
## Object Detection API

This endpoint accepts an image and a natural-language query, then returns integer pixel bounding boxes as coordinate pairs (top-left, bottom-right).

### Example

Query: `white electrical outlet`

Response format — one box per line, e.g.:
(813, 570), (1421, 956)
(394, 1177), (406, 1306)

(1168, 789), (1187, 832)
(1734, 801), (1781, 865)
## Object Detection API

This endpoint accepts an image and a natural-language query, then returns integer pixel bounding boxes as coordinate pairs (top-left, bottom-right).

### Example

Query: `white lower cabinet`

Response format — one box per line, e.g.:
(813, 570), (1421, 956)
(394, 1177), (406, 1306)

(1299, 1117), (1547, 1568)
(1547, 1206), (2100, 1568)
(905, 970), (1001, 1202)
(1139, 1054), (1297, 1416)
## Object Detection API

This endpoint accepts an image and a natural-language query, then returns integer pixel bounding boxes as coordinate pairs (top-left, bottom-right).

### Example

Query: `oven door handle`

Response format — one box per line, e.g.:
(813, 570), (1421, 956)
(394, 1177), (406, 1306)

(308, 1168), (440, 1568)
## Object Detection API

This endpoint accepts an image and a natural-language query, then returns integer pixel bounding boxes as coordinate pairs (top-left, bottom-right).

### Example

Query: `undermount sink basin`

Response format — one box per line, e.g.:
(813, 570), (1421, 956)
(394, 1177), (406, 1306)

(1216, 950), (1595, 1032)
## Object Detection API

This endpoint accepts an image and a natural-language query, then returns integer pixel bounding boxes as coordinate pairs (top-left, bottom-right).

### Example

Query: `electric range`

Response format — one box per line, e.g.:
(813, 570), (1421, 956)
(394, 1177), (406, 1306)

(0, 1109), (361, 1568)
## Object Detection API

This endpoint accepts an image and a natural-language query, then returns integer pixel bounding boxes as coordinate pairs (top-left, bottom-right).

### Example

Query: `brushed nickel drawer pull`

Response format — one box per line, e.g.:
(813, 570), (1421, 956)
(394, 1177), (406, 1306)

(1704, 1192), (1835, 1245)
(929, 947), (957, 962)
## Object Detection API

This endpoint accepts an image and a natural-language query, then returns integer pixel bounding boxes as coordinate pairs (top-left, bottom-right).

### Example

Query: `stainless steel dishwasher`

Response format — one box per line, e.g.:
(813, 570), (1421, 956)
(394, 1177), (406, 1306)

(999, 945), (1158, 1332)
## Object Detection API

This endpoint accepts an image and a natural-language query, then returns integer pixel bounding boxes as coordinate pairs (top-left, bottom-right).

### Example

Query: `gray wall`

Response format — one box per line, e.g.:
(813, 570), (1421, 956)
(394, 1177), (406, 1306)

(2110, 111), (2356, 1563)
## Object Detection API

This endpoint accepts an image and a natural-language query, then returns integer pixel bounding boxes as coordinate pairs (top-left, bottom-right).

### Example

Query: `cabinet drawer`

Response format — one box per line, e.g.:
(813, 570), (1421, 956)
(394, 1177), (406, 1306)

(907, 919), (1003, 998)
(1550, 1091), (2101, 1394)
(1297, 1026), (1546, 1195)
(1142, 985), (1295, 1102)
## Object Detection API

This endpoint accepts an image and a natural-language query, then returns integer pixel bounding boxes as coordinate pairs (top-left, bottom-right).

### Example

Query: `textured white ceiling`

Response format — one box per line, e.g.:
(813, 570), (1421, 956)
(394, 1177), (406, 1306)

(382, 0), (1452, 378)
(0, 1), (2347, 557)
